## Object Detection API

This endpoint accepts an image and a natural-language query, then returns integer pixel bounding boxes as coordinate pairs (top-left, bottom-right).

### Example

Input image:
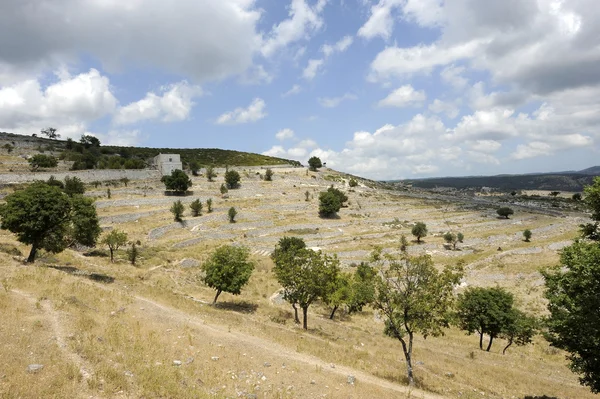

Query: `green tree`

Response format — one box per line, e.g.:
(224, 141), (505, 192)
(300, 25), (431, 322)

(171, 200), (184, 222)
(443, 232), (458, 249)
(372, 250), (463, 385)
(305, 190), (310, 202)
(543, 241), (600, 392)
(161, 169), (192, 194)
(499, 309), (538, 355)
(206, 165), (217, 182)
(107, 188), (111, 199)
(308, 156), (322, 171)
(202, 245), (255, 304)
(220, 183), (228, 195)
(190, 199), (203, 217)
(189, 160), (200, 176)
(346, 262), (377, 314)
(580, 177), (600, 240)
(0, 183), (100, 263)
(497, 207), (514, 219)
(319, 190), (341, 217)
(127, 242), (138, 266)
(64, 176), (85, 196)
(80, 134), (100, 148)
(324, 272), (352, 320)
(456, 287), (515, 351)
(206, 198), (213, 213)
(399, 234), (409, 252)
(523, 229), (532, 242)
(225, 170), (241, 189)
(41, 127), (60, 139)
(411, 222), (428, 243)
(228, 207), (237, 223)
(101, 229), (128, 263)
(3, 143), (14, 153)
(457, 232), (464, 243)
(29, 154), (58, 170)
(572, 192), (582, 202)
(272, 237), (339, 329)
(264, 168), (274, 181)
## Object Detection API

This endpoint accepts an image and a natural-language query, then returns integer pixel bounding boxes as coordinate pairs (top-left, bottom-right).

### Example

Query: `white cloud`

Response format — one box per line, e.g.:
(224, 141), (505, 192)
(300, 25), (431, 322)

(276, 128), (295, 141)
(0, 68), (116, 137)
(447, 108), (519, 141)
(0, 0), (262, 83)
(469, 140), (502, 153)
(511, 142), (553, 160)
(402, 0), (445, 27)
(368, 40), (483, 82)
(95, 129), (143, 147)
(321, 36), (353, 57)
(440, 64), (468, 89)
(261, 0), (328, 57)
(318, 93), (358, 108)
(429, 99), (460, 119)
(357, 0), (402, 40)
(378, 85), (426, 108)
(114, 81), (202, 125)
(216, 98), (267, 125)
(239, 65), (273, 85)
(303, 59), (325, 80)
(282, 84), (303, 97)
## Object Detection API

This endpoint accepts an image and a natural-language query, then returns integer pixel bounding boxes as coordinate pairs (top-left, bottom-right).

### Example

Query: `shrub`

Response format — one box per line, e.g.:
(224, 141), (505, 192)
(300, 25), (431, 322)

(171, 200), (185, 221)
(523, 229), (532, 242)
(225, 170), (241, 189)
(228, 207), (237, 223)
(264, 168), (274, 181)
(190, 199), (203, 217)
(349, 178), (358, 188)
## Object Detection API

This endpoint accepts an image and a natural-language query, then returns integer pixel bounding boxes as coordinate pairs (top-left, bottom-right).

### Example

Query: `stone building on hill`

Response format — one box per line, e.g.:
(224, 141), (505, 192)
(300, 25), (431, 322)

(153, 153), (182, 176)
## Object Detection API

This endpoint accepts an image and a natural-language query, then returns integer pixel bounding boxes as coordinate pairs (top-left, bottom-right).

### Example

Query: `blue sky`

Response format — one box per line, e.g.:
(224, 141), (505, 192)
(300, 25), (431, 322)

(0, 0), (599, 179)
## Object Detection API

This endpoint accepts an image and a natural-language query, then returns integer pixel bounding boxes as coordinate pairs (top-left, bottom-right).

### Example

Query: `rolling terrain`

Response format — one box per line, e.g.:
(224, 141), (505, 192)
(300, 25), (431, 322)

(0, 149), (596, 398)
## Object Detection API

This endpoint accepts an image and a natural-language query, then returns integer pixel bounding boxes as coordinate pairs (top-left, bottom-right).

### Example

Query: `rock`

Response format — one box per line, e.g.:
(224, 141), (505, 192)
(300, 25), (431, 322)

(211, 356), (219, 361)
(415, 361), (424, 366)
(185, 357), (194, 364)
(124, 370), (134, 377)
(263, 362), (271, 367)
(310, 380), (316, 385)
(178, 258), (200, 268)
(261, 375), (267, 381)
(347, 375), (355, 385)
(445, 372), (455, 378)
(173, 360), (182, 366)
(330, 363), (335, 368)
(26, 364), (44, 374)
(246, 394), (257, 399)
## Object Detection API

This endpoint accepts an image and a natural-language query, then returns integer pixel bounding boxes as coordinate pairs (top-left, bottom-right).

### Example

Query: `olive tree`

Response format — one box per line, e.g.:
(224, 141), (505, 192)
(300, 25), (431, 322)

(497, 207), (514, 219)
(411, 222), (428, 243)
(372, 250), (463, 386)
(161, 169), (192, 194)
(202, 245), (254, 304)
(308, 156), (322, 171)
(101, 229), (128, 263)
(0, 183), (101, 263)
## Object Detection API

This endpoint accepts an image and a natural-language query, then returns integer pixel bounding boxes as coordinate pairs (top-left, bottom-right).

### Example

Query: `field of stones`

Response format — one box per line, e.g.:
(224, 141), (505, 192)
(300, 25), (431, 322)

(0, 165), (594, 399)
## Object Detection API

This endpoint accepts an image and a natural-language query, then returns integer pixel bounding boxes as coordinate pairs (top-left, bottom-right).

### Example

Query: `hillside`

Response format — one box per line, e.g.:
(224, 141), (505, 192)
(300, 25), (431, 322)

(0, 162), (595, 399)
(0, 131), (301, 171)
(398, 168), (600, 191)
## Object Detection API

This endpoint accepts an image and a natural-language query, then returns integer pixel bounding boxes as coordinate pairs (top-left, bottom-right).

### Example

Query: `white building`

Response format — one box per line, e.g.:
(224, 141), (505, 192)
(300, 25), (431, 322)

(153, 153), (182, 176)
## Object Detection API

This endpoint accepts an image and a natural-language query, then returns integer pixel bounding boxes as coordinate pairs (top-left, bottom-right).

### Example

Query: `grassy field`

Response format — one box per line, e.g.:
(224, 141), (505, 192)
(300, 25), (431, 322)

(0, 166), (594, 399)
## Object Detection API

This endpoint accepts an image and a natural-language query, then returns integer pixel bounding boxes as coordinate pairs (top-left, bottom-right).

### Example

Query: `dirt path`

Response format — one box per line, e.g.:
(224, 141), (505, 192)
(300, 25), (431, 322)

(132, 294), (446, 399)
(12, 289), (97, 398)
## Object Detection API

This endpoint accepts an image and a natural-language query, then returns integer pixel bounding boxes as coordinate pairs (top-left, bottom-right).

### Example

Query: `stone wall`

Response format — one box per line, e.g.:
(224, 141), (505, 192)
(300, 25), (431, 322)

(0, 169), (160, 184)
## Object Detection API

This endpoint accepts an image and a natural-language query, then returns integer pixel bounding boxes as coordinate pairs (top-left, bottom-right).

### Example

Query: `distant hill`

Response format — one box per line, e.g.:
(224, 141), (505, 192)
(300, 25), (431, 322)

(395, 167), (600, 191)
(0, 131), (301, 168)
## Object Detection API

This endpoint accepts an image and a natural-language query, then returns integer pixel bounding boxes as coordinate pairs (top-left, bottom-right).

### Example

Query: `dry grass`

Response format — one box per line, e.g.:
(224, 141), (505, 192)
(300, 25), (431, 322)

(0, 167), (595, 398)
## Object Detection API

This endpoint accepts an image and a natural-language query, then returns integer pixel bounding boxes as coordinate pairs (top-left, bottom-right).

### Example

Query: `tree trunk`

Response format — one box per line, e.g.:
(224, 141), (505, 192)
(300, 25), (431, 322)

(329, 305), (338, 320)
(109, 248), (114, 263)
(213, 290), (222, 305)
(486, 335), (494, 352)
(302, 306), (308, 330)
(479, 332), (484, 350)
(27, 243), (38, 263)
(399, 332), (415, 386)
(503, 338), (513, 355)
(292, 304), (300, 324)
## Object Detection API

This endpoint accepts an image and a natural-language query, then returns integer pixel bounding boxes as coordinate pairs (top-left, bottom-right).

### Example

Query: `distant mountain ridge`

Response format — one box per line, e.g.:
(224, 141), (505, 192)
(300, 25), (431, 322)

(394, 166), (600, 191)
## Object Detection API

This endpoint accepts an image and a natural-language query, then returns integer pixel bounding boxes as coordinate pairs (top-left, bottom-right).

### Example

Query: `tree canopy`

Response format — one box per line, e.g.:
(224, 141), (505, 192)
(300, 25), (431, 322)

(161, 169), (192, 194)
(318, 186), (347, 218)
(497, 207), (514, 219)
(411, 222), (428, 243)
(202, 245), (255, 304)
(308, 156), (322, 171)
(0, 182), (100, 262)
(543, 241), (600, 392)
(225, 170), (241, 189)
(580, 176), (600, 240)
(272, 237), (339, 329)
(29, 154), (58, 170)
(101, 229), (128, 263)
(372, 250), (463, 385)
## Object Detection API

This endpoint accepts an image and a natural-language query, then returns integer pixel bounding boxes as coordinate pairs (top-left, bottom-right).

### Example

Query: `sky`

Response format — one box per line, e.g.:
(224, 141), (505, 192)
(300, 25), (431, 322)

(0, 0), (599, 180)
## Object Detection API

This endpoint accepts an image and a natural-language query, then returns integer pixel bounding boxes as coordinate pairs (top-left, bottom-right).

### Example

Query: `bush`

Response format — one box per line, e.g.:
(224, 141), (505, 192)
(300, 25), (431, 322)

(264, 168), (274, 181)
(349, 178), (358, 188)
(171, 200), (185, 221)
(190, 199), (202, 217)
(319, 191), (342, 217)
(228, 207), (237, 223)
(64, 176), (85, 196)
(29, 154), (58, 170)
(162, 169), (192, 194)
(225, 170), (241, 189)
(207, 198), (213, 213)
(497, 207), (514, 219)
(523, 229), (532, 242)
(220, 183), (228, 195)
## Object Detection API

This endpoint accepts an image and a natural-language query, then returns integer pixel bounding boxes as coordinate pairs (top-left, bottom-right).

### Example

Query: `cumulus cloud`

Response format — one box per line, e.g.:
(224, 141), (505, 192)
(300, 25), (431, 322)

(261, 0), (328, 57)
(0, 68), (116, 137)
(216, 98), (267, 125)
(318, 93), (357, 108)
(276, 128), (295, 141)
(357, 0), (402, 40)
(114, 82), (202, 125)
(0, 0), (262, 83)
(303, 59), (325, 81)
(378, 85), (426, 108)
(429, 99), (460, 119)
